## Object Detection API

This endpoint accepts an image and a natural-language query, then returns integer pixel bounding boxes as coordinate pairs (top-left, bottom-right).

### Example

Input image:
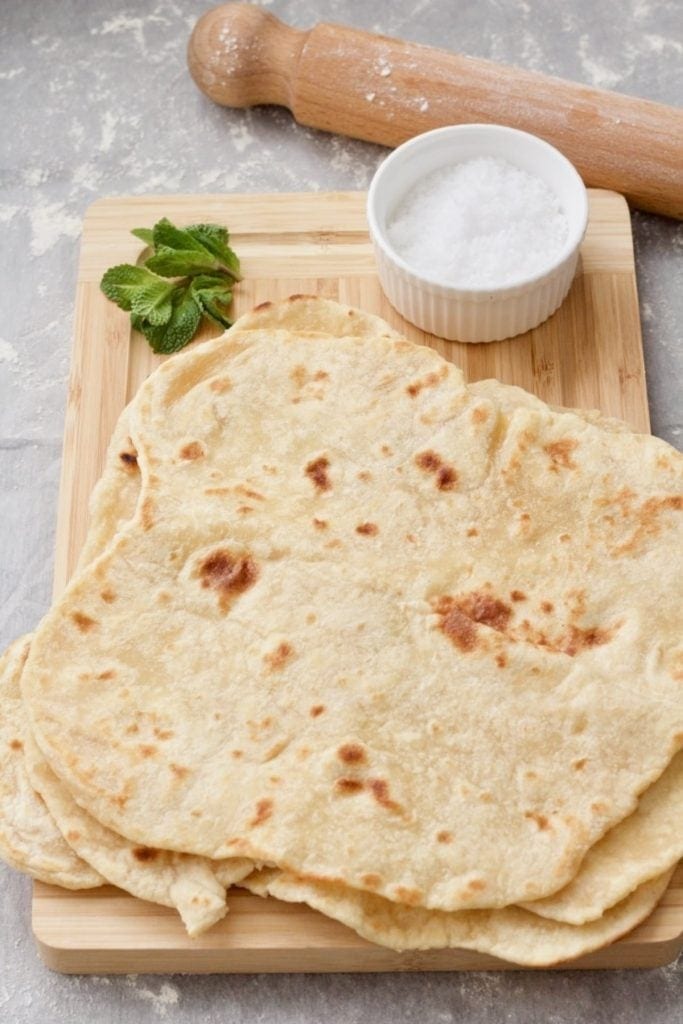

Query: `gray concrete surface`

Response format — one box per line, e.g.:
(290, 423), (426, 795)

(1, 1), (681, 1020)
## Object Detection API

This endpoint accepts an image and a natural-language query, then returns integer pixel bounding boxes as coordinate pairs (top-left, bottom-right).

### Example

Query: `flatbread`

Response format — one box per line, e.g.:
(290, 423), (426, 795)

(522, 751), (683, 923)
(21, 420), (252, 935)
(0, 637), (102, 889)
(241, 867), (674, 967)
(3, 625), (678, 950)
(0, 626), (250, 933)
(76, 405), (142, 571)
(23, 730), (250, 936)
(0, 303), (400, 929)
(12, 304), (402, 924)
(23, 298), (683, 913)
(17, 324), (682, 928)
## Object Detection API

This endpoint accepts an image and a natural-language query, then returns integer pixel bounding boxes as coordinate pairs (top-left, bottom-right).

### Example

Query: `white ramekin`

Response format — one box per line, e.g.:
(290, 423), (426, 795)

(366, 124), (588, 343)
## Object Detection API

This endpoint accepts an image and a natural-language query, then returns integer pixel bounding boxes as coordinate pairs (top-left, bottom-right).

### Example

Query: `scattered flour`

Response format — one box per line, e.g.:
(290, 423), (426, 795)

(91, 11), (170, 51)
(71, 161), (104, 191)
(328, 136), (375, 190)
(577, 34), (621, 88)
(99, 110), (119, 153)
(518, 29), (552, 73)
(198, 167), (224, 187)
(218, 27), (239, 54)
(366, 92), (376, 102)
(560, 10), (579, 33)
(68, 118), (85, 144)
(0, 205), (19, 223)
(30, 35), (59, 53)
(0, 340), (19, 365)
(633, 0), (653, 19)
(643, 33), (683, 56)
(22, 168), (49, 188)
(94, 15), (147, 50)
(29, 202), (81, 257)
(0, 68), (25, 80)
(230, 121), (255, 154)
(123, 976), (180, 1017)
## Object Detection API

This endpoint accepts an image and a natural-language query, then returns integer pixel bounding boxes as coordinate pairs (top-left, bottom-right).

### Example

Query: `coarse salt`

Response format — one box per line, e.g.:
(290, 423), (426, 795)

(386, 157), (569, 289)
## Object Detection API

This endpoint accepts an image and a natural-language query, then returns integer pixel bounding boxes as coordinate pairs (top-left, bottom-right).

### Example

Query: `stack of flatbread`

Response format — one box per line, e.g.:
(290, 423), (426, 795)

(1, 297), (681, 966)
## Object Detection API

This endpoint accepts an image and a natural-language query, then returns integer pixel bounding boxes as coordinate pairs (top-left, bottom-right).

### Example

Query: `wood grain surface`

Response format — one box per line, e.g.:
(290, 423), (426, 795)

(38, 189), (679, 973)
(33, 866), (683, 973)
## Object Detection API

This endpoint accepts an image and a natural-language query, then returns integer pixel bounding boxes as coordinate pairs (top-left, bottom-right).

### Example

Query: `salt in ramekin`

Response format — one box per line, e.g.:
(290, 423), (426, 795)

(366, 124), (588, 343)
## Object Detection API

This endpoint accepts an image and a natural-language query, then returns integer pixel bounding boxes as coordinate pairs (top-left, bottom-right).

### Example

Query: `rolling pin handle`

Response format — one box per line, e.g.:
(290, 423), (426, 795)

(188, 3), (303, 109)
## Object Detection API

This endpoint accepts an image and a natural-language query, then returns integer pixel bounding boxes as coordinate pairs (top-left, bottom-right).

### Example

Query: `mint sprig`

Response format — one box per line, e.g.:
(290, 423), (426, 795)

(100, 218), (241, 354)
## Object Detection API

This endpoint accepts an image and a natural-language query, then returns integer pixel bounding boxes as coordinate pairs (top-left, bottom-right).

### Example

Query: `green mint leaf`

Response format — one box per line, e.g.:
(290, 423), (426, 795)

(187, 223), (230, 246)
(103, 219), (242, 355)
(189, 274), (233, 298)
(131, 227), (155, 245)
(186, 223), (241, 281)
(158, 285), (203, 353)
(191, 274), (230, 301)
(190, 275), (233, 328)
(129, 278), (176, 326)
(192, 293), (233, 328)
(200, 297), (233, 329)
(134, 285), (202, 354)
(144, 246), (220, 278)
(100, 264), (165, 312)
(130, 313), (161, 344)
(152, 218), (209, 256)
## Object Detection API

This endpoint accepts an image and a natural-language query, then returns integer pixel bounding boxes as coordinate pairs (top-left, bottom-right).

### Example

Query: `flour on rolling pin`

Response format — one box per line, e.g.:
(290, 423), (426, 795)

(188, 4), (683, 219)
(387, 158), (569, 288)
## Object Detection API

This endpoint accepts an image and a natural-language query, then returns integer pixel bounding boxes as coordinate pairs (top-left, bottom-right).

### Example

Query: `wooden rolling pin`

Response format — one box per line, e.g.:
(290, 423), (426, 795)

(188, 4), (683, 219)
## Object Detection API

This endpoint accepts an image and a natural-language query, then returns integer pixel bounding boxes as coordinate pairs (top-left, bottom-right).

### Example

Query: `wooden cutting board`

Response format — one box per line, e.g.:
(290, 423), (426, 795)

(33, 190), (682, 973)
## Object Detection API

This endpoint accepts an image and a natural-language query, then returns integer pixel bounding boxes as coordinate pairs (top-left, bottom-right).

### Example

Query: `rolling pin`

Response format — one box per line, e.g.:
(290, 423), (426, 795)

(188, 3), (683, 219)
